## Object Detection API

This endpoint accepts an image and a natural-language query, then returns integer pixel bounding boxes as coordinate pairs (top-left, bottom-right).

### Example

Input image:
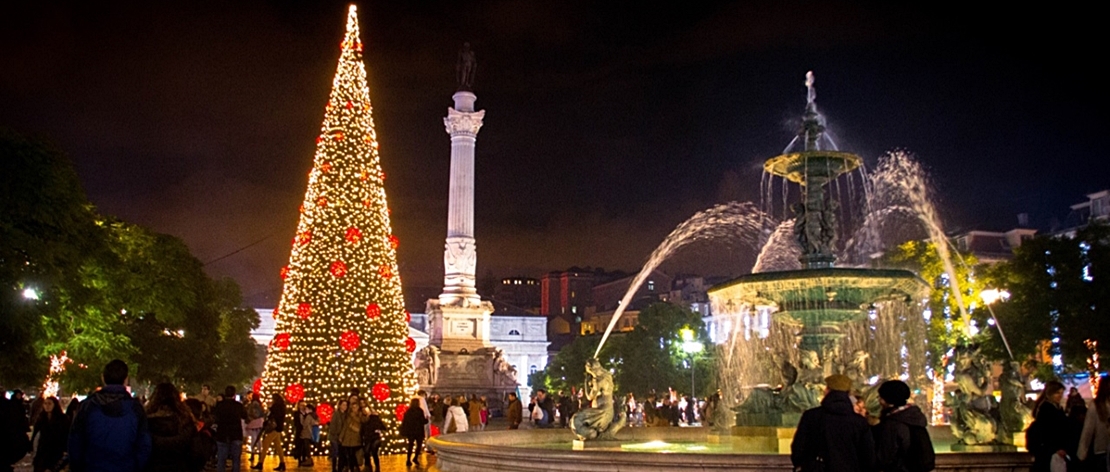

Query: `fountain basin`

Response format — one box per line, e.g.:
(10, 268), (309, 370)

(428, 427), (1032, 472)
(763, 150), (863, 185)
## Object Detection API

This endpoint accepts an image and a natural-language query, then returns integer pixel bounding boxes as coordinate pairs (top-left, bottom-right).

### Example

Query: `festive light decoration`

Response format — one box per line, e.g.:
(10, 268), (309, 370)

(405, 337), (416, 353)
(372, 382), (391, 402)
(394, 403), (408, 421)
(280, 266), (290, 279)
(258, 4), (417, 455)
(318, 403), (334, 425)
(41, 351), (71, 399)
(1088, 339), (1101, 396)
(285, 384), (305, 404)
(340, 330), (361, 351)
(273, 333), (292, 351)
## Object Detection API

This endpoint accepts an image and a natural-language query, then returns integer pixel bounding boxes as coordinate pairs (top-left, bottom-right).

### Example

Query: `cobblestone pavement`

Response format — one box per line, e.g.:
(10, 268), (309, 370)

(15, 453), (441, 472)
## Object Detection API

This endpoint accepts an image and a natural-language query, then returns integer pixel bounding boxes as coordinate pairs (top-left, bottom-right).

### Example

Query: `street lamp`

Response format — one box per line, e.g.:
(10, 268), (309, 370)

(22, 287), (39, 300)
(680, 328), (704, 403)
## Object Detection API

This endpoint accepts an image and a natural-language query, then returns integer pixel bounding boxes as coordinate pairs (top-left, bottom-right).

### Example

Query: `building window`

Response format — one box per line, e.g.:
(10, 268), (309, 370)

(529, 365), (538, 374)
(647, 281), (655, 291)
(509, 329), (520, 335)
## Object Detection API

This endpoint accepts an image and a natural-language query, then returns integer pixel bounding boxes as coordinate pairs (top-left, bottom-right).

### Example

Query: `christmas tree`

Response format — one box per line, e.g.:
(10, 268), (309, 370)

(259, 4), (417, 453)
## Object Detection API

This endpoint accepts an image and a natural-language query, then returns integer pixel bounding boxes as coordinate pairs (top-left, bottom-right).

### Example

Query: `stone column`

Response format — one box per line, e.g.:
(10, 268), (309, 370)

(440, 91), (485, 306)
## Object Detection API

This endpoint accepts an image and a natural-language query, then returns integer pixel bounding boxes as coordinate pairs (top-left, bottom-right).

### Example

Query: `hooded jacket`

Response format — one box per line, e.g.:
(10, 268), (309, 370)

(873, 404), (934, 472)
(791, 390), (876, 472)
(67, 384), (152, 472)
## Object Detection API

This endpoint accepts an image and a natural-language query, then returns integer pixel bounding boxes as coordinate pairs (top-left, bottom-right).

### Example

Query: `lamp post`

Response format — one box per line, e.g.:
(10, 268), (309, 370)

(680, 328), (704, 401)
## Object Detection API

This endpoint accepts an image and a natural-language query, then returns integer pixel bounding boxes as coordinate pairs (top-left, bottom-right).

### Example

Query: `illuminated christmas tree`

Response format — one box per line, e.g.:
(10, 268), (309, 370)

(259, 4), (417, 453)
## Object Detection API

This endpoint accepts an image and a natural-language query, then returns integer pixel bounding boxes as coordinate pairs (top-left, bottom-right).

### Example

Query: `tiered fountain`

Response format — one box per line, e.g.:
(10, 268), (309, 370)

(428, 73), (1032, 472)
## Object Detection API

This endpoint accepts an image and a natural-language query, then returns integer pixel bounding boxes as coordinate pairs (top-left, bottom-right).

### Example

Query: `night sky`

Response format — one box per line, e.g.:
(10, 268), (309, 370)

(2, 2), (1104, 309)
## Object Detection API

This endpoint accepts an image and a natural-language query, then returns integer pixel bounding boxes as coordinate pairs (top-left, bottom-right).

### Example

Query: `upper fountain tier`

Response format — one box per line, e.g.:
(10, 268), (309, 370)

(764, 72), (862, 187)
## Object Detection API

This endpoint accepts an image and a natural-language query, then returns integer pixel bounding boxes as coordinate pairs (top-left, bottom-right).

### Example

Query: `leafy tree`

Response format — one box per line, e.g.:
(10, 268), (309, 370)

(987, 224), (1110, 374)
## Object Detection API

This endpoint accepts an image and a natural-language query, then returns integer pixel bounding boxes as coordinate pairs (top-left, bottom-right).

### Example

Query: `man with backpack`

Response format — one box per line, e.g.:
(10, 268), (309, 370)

(873, 380), (935, 472)
(791, 374), (876, 472)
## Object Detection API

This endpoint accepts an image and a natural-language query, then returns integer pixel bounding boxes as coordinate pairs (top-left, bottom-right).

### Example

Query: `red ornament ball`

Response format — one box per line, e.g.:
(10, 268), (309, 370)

(340, 330), (360, 352)
(296, 231), (311, 246)
(379, 264), (393, 279)
(405, 337), (416, 353)
(280, 266), (289, 280)
(251, 378), (262, 394)
(272, 333), (291, 351)
(296, 303), (312, 319)
(345, 227), (362, 244)
(316, 197), (327, 208)
(366, 303), (381, 319)
(405, 311), (411, 323)
(372, 383), (390, 402)
(317, 402), (334, 425)
(284, 384), (304, 404)
(330, 260), (348, 278)
(320, 162), (332, 173)
(395, 403), (408, 421)
(271, 307), (278, 319)
(388, 235), (399, 250)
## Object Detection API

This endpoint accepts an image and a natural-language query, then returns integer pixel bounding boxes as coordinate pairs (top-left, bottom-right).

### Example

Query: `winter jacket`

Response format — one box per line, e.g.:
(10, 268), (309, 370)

(444, 406), (468, 433)
(1030, 402), (1076, 472)
(872, 404), (934, 472)
(267, 400), (286, 433)
(327, 409), (346, 446)
(507, 399), (523, 428)
(790, 390), (877, 472)
(68, 384), (152, 472)
(362, 414), (386, 443)
(400, 406), (428, 440)
(212, 399), (247, 443)
(32, 411), (69, 470)
(1078, 401), (1110, 461)
(338, 409), (365, 447)
(300, 412), (319, 440)
(143, 407), (196, 472)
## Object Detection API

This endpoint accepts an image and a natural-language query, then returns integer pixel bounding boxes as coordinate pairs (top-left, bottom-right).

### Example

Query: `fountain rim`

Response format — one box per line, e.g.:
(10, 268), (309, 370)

(763, 150), (863, 185)
(708, 267), (929, 295)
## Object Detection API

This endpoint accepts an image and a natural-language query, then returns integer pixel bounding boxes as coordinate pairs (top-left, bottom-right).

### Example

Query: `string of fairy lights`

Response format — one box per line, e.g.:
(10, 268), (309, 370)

(258, 4), (418, 454)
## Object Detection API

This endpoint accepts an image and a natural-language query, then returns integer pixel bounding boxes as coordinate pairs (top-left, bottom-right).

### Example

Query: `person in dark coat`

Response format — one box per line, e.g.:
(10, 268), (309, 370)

(361, 406), (386, 472)
(400, 399), (427, 467)
(791, 374), (877, 472)
(253, 394), (286, 471)
(506, 392), (522, 430)
(2, 388), (31, 472)
(213, 386), (248, 472)
(1029, 381), (1075, 472)
(67, 359), (152, 472)
(31, 397), (68, 472)
(872, 380), (934, 472)
(144, 383), (198, 472)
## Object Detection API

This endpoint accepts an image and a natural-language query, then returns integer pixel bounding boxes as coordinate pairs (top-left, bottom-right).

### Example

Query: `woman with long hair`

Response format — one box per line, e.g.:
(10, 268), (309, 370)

(400, 398), (428, 466)
(337, 394), (366, 472)
(1079, 380), (1110, 470)
(245, 392), (265, 464)
(31, 396), (68, 472)
(1030, 380), (1077, 472)
(144, 383), (199, 472)
(253, 393), (286, 471)
(328, 400), (348, 472)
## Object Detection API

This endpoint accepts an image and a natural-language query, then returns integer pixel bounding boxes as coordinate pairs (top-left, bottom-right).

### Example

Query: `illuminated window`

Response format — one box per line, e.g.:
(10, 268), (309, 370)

(647, 281), (655, 291)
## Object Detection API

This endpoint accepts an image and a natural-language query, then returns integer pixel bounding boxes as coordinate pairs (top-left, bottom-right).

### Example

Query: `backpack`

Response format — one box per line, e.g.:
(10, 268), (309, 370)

(905, 424), (936, 472)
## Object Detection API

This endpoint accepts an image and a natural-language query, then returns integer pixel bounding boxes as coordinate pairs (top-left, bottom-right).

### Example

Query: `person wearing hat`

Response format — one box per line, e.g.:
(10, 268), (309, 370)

(791, 374), (876, 472)
(873, 380), (934, 472)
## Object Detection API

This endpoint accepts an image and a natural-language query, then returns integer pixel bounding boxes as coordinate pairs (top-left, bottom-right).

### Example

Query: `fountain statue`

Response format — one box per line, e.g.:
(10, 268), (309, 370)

(946, 346), (1029, 451)
(570, 358), (627, 441)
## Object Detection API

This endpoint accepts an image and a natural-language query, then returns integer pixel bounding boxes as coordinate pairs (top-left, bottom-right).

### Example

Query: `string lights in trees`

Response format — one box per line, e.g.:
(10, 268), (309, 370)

(258, 4), (417, 454)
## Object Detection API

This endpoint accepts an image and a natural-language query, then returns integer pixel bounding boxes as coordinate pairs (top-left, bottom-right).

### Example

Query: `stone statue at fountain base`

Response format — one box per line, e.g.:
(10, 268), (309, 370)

(571, 358), (627, 441)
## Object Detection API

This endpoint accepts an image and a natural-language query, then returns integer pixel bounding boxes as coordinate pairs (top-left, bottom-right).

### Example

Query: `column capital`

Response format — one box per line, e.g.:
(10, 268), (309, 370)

(444, 108), (485, 137)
